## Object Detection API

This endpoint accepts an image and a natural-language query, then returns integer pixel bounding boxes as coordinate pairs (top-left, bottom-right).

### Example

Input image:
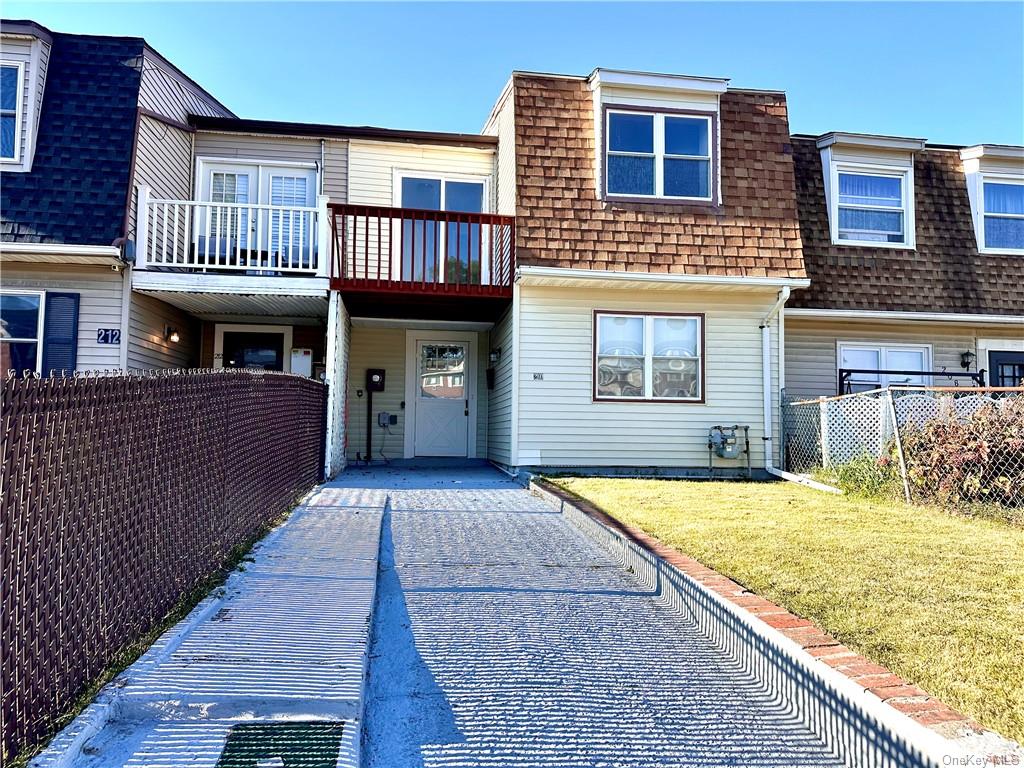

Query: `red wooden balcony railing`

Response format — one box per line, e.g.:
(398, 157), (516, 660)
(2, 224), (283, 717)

(329, 203), (514, 296)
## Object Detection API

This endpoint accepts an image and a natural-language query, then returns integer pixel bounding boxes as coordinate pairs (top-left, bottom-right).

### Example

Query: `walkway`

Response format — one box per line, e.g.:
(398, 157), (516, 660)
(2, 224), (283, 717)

(356, 466), (844, 767)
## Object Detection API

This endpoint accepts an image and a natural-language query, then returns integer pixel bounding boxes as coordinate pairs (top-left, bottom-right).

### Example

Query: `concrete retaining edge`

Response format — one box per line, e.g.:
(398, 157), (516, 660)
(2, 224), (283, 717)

(530, 479), (960, 768)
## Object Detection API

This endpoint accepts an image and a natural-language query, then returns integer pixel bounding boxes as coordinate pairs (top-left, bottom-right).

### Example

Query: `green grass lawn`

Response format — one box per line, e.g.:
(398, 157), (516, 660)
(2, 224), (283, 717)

(550, 477), (1024, 743)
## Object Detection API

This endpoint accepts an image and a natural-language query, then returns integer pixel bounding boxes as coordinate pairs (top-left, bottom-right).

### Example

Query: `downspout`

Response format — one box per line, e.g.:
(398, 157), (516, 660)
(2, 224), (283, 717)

(761, 288), (841, 493)
(760, 287), (789, 473)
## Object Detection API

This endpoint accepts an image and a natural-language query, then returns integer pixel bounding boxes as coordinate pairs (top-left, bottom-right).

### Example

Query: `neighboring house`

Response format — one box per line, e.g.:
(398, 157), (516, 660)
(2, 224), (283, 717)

(3, 18), (1020, 478)
(0, 20), (231, 374)
(785, 134), (1024, 397)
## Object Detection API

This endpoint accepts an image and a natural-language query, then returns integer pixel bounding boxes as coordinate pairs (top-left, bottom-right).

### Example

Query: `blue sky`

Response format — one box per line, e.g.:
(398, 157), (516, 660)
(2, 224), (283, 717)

(7, 2), (1023, 145)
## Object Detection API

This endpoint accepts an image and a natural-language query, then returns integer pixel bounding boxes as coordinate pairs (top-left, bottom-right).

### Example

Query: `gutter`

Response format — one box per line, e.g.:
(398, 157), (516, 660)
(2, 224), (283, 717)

(0, 242), (123, 263)
(785, 307), (1024, 326)
(516, 265), (811, 289)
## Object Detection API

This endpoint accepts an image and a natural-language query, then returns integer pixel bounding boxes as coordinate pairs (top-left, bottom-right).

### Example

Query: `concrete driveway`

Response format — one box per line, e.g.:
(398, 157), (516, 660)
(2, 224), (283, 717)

(349, 466), (844, 767)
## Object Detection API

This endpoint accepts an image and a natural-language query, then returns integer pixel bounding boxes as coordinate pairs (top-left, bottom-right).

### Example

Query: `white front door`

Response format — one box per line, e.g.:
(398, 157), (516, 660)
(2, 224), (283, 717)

(413, 340), (470, 456)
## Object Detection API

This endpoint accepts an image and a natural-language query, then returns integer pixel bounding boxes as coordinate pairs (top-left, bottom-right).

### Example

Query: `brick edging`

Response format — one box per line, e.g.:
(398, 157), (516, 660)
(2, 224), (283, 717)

(534, 478), (982, 741)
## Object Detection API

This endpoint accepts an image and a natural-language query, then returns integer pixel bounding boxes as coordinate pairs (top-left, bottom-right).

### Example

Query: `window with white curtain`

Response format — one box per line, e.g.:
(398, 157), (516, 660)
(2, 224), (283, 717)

(836, 170), (910, 244)
(981, 179), (1024, 252)
(605, 110), (713, 200)
(595, 312), (703, 401)
(269, 174), (309, 254)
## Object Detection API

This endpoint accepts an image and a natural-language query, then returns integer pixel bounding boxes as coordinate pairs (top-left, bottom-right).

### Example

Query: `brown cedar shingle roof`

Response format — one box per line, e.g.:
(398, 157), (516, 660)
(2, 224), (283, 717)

(512, 74), (806, 279)
(790, 136), (1024, 315)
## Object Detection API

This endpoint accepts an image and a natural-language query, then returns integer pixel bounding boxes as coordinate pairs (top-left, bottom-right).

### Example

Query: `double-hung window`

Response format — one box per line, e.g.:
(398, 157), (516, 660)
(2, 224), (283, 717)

(981, 178), (1024, 253)
(835, 169), (911, 245)
(0, 291), (44, 375)
(1, 62), (23, 161)
(605, 110), (713, 201)
(595, 312), (703, 401)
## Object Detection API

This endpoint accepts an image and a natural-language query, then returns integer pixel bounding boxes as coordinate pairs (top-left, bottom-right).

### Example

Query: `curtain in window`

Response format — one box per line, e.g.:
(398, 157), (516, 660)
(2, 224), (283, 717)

(270, 175), (309, 260)
(984, 183), (1024, 215)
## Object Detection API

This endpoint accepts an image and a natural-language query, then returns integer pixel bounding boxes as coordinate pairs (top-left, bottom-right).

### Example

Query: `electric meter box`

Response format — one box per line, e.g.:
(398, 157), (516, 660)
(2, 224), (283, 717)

(290, 348), (313, 378)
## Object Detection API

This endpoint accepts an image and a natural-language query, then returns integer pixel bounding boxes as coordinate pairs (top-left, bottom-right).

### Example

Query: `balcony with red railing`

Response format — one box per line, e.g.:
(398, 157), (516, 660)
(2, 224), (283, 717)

(329, 203), (515, 300)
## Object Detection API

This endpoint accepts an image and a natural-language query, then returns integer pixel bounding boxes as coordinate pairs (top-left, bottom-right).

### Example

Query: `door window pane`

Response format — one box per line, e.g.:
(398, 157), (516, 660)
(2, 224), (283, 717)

(607, 155), (655, 195)
(209, 172), (250, 246)
(269, 175), (309, 257)
(885, 349), (926, 385)
(608, 113), (654, 153)
(664, 117), (708, 156)
(445, 182), (484, 284)
(401, 177), (441, 210)
(420, 344), (465, 399)
(664, 158), (709, 198)
(0, 293), (41, 339)
(222, 332), (284, 371)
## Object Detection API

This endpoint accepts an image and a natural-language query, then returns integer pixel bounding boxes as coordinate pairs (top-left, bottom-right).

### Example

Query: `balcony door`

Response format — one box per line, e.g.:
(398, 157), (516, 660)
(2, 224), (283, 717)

(394, 173), (488, 284)
(195, 159), (317, 268)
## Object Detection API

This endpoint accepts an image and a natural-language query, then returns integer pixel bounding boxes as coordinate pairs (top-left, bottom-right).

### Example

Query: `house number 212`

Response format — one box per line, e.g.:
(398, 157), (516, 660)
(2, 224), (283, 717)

(96, 328), (121, 345)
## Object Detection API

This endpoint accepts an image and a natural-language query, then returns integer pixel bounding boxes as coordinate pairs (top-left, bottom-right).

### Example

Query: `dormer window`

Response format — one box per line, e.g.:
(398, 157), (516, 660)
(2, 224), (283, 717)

(605, 109), (714, 201)
(1, 62), (24, 161)
(817, 133), (924, 250)
(836, 170), (908, 244)
(981, 179), (1024, 252)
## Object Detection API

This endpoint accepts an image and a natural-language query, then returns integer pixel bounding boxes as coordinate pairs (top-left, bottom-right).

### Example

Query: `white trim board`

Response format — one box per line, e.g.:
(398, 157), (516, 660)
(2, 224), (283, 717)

(516, 265), (810, 290)
(785, 308), (1024, 326)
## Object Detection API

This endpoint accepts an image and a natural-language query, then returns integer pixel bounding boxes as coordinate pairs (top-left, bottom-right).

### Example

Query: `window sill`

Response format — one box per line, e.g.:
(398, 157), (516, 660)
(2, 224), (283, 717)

(830, 239), (916, 251)
(593, 396), (706, 404)
(979, 247), (1024, 256)
(602, 193), (719, 208)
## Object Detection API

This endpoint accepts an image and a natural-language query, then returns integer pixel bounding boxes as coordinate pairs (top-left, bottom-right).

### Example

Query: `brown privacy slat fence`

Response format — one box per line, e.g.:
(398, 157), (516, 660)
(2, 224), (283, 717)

(0, 370), (328, 762)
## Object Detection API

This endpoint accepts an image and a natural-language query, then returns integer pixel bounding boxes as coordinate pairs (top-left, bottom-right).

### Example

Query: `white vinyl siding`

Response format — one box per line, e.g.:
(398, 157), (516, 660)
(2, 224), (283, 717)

(487, 306), (514, 467)
(485, 88), (516, 216)
(1, 263), (125, 370)
(127, 292), (197, 369)
(129, 115), (193, 243)
(784, 319), (1024, 398)
(515, 286), (779, 469)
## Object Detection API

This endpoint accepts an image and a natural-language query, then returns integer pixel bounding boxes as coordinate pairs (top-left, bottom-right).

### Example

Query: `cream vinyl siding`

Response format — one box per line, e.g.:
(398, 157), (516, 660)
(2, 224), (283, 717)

(138, 50), (228, 122)
(347, 327), (407, 461)
(347, 325), (490, 461)
(785, 318), (1024, 398)
(127, 292), (197, 369)
(487, 307), (514, 466)
(129, 115), (192, 243)
(193, 133), (348, 201)
(515, 285), (780, 468)
(484, 88), (516, 215)
(2, 263), (124, 370)
(347, 139), (495, 206)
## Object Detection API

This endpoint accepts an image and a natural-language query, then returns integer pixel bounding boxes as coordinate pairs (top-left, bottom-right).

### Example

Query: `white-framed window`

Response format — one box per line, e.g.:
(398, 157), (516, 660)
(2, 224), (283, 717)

(1, 61), (25, 162)
(594, 312), (703, 402)
(832, 165), (914, 247)
(0, 290), (44, 375)
(605, 109), (713, 201)
(837, 342), (930, 393)
(980, 176), (1024, 254)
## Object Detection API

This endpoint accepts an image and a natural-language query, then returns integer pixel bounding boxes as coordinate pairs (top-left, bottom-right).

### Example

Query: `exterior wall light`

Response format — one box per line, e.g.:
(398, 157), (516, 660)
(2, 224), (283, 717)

(489, 348), (502, 364)
(164, 326), (180, 344)
(960, 350), (976, 370)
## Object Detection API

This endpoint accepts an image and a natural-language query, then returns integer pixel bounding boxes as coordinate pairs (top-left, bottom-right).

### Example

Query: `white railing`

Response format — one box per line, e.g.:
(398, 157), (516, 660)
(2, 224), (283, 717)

(136, 186), (329, 277)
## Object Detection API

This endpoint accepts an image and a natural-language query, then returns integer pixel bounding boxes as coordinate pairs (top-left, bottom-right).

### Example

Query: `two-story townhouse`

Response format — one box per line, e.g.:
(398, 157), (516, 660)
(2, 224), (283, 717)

(0, 20), (231, 374)
(471, 70), (809, 476)
(785, 133), (1024, 396)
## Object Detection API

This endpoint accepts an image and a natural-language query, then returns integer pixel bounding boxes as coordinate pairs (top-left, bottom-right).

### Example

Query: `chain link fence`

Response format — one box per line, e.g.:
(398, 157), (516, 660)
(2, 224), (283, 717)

(782, 387), (1024, 514)
(1, 369), (328, 763)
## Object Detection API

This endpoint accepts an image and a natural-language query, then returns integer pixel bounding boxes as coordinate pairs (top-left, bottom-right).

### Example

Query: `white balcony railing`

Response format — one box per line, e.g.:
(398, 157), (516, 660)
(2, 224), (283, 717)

(135, 186), (329, 277)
